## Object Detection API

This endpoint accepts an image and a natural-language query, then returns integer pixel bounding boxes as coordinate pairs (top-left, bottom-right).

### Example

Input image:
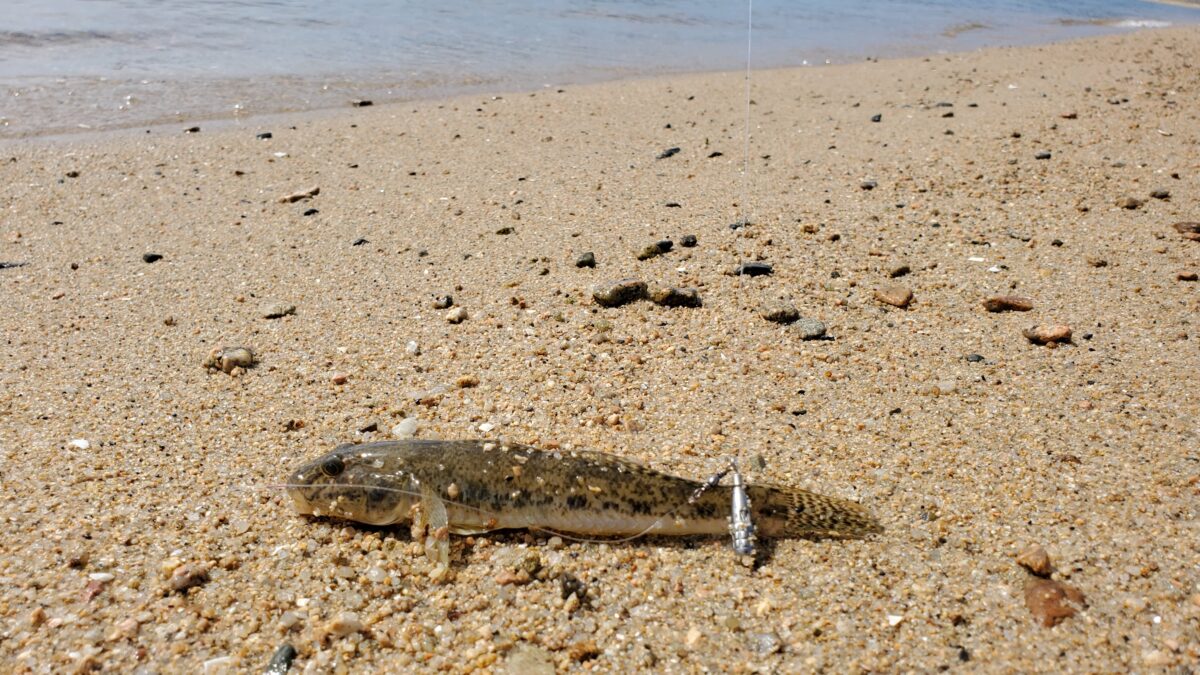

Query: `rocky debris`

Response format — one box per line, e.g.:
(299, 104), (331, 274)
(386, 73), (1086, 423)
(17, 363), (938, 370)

(1115, 196), (1142, 210)
(202, 346), (255, 374)
(592, 279), (647, 307)
(1024, 578), (1086, 627)
(1150, 188), (1170, 200)
(168, 563), (209, 592)
(874, 284), (912, 308)
(142, 253), (163, 263)
(262, 302), (296, 319)
(575, 252), (596, 268)
(1174, 222), (1200, 241)
(680, 234), (698, 247)
(446, 307), (469, 324)
(647, 285), (701, 308)
(761, 302), (800, 324)
(1023, 325), (1072, 345)
(1178, 271), (1198, 281)
(278, 186), (319, 203)
(733, 262), (773, 277)
(433, 295), (453, 309)
(794, 318), (828, 340)
(637, 240), (673, 260)
(350, 99), (373, 107)
(1016, 544), (1053, 577)
(264, 644), (297, 675)
(1034, 151), (1051, 160)
(657, 147), (681, 159)
(982, 295), (1034, 312)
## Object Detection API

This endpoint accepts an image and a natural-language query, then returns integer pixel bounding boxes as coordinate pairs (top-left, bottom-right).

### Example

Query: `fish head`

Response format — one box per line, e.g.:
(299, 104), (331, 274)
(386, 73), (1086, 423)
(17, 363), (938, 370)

(286, 443), (418, 525)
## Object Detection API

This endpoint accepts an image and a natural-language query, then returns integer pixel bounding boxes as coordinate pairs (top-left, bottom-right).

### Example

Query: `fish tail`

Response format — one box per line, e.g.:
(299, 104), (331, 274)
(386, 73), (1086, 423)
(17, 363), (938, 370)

(751, 484), (882, 539)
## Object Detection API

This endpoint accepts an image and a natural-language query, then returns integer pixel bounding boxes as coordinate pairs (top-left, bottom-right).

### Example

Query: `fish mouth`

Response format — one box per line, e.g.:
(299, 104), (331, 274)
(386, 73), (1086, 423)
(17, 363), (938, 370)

(288, 489), (315, 516)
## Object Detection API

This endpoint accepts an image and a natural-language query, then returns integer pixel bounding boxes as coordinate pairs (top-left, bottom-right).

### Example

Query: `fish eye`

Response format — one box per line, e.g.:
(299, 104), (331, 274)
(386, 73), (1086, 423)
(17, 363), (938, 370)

(320, 457), (345, 477)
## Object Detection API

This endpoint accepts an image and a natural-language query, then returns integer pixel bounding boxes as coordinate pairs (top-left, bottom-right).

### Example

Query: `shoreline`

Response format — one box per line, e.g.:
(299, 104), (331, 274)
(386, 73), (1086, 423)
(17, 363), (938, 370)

(2, 25), (1199, 672)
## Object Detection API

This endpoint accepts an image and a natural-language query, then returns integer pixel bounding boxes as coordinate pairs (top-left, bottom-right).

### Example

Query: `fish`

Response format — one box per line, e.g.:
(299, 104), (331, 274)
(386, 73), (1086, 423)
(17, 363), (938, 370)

(285, 440), (881, 566)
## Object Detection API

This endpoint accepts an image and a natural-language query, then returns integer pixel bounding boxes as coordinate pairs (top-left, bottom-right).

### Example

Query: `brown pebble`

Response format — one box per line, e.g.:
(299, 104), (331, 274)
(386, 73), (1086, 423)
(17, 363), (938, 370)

(889, 264), (911, 278)
(1178, 271), (1198, 281)
(1116, 196), (1143, 210)
(1060, 111), (1078, 119)
(874, 284), (913, 308)
(1086, 257), (1108, 268)
(592, 279), (647, 307)
(647, 285), (701, 308)
(169, 563), (209, 592)
(982, 295), (1034, 312)
(456, 375), (480, 388)
(1024, 578), (1086, 627)
(495, 569), (532, 586)
(324, 612), (364, 637)
(1016, 544), (1053, 577)
(1023, 325), (1072, 345)
(331, 373), (349, 385)
(568, 640), (601, 662)
(760, 302), (800, 324)
(1174, 222), (1200, 241)
(278, 186), (319, 204)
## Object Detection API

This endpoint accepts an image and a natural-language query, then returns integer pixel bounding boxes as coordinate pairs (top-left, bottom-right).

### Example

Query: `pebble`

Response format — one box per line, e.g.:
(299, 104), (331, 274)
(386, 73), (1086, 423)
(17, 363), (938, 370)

(575, 252), (596, 268)
(168, 563), (209, 592)
(184, 126), (200, 133)
(965, 353), (985, 363)
(405, 340), (421, 355)
(874, 284), (913, 308)
(592, 279), (647, 307)
(256, 132), (273, 140)
(505, 644), (555, 675)
(637, 240), (672, 260)
(685, 626), (703, 647)
(1173, 222), (1200, 241)
(647, 285), (701, 308)
(433, 295), (453, 309)
(760, 302), (799, 324)
(1016, 544), (1053, 577)
(1034, 151), (1052, 160)
(278, 186), (319, 204)
(350, 99), (373, 107)
(262, 302), (296, 319)
(748, 631), (782, 655)
(1024, 578), (1085, 627)
(446, 307), (469, 323)
(324, 612), (364, 637)
(495, 226), (515, 235)
(1178, 271), (1198, 281)
(456, 374), (480, 388)
(1023, 325), (1072, 345)
(860, 180), (878, 190)
(889, 264), (910, 278)
(331, 373), (348, 385)
(680, 234), (697, 247)
(794, 318), (828, 340)
(392, 417), (418, 439)
(1150, 188), (1170, 200)
(0, 261), (28, 270)
(88, 572), (114, 583)
(982, 295), (1034, 312)
(202, 346), (255, 374)
(734, 262), (773, 277)
(141, 253), (163, 264)
(302, 208), (318, 216)
(69, 439), (91, 450)
(1116, 196), (1143, 210)
(567, 641), (601, 663)
(264, 643), (297, 675)
(352, 238), (369, 246)
(657, 147), (681, 159)
(870, 113), (882, 123)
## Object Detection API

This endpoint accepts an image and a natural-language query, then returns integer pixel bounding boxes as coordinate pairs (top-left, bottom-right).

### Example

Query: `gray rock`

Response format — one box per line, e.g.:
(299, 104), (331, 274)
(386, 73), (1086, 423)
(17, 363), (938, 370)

(433, 295), (453, 309)
(575, 252), (596, 268)
(680, 234), (698, 247)
(592, 279), (647, 307)
(795, 318), (827, 340)
(262, 302), (296, 319)
(761, 303), (799, 324)
(734, 262), (773, 277)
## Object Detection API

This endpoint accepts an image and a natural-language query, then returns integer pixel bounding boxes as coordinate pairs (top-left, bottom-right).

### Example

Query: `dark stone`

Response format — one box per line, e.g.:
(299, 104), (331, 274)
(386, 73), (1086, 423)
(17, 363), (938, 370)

(966, 354), (985, 363)
(1034, 151), (1052, 160)
(708, 151), (723, 158)
(256, 132), (273, 140)
(870, 114), (882, 123)
(1150, 189), (1170, 200)
(184, 126), (200, 133)
(352, 238), (369, 246)
(575, 252), (596, 268)
(351, 99), (373, 107)
(142, 253), (163, 263)
(358, 422), (378, 433)
(433, 295), (453, 309)
(657, 147), (681, 159)
(860, 180), (878, 190)
(735, 262), (773, 277)
(495, 226), (515, 235)
(637, 240), (672, 260)
(0, 261), (27, 270)
(656, 239), (674, 253)
(664, 202), (681, 208)
(265, 643), (298, 675)
(302, 208), (319, 216)
(680, 234), (698, 247)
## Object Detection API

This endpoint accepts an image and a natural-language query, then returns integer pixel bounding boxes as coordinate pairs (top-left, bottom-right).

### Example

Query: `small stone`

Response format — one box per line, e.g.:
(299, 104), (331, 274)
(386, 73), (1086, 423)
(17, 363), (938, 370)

(874, 284), (913, 308)
(860, 180), (878, 190)
(748, 631), (782, 655)
(889, 264), (910, 278)
(141, 253), (163, 264)
(1150, 189), (1170, 200)
(505, 644), (555, 675)
(1023, 325), (1072, 345)
(575, 252), (596, 268)
(887, 614), (905, 627)
(982, 295), (1034, 312)
(495, 226), (515, 235)
(446, 307), (469, 323)
(567, 641), (601, 663)
(405, 340), (421, 355)
(69, 439), (91, 450)
(965, 353), (985, 363)
(325, 612), (364, 637)
(1173, 222), (1200, 241)
(870, 114), (882, 123)
(456, 375), (480, 388)
(184, 126), (200, 133)
(278, 186), (319, 204)
(636, 241), (672, 260)
(1142, 650), (1173, 668)
(592, 279), (647, 307)
(1016, 544), (1053, 577)
(202, 346), (255, 374)
(647, 285), (701, 308)
(1116, 196), (1143, 210)
(1024, 578), (1086, 627)
(392, 418), (418, 439)
(352, 238), (369, 246)
(1086, 257), (1108, 268)
(302, 208), (318, 216)
(761, 303), (799, 324)
(495, 569), (532, 586)
(1178, 271), (1198, 281)
(168, 563), (209, 592)
(350, 99), (373, 107)
(262, 302), (296, 319)
(478, 422), (495, 433)
(0, 261), (28, 270)
(256, 132), (273, 140)
(734, 262), (773, 277)
(1060, 111), (1077, 119)
(433, 295), (453, 309)
(1034, 151), (1051, 160)
(265, 643), (297, 675)
(331, 373), (349, 385)
(88, 572), (114, 583)
(657, 147), (681, 159)
(685, 626), (703, 647)
(794, 318), (827, 340)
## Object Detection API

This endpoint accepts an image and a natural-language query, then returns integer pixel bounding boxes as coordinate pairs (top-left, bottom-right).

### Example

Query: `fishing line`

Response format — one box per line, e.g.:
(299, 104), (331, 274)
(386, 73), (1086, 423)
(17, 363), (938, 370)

(740, 0), (753, 229)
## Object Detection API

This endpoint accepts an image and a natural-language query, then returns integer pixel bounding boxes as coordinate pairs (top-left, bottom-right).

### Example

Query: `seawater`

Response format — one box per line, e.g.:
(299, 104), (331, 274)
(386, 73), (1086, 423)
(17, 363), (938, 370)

(1, 0), (1196, 137)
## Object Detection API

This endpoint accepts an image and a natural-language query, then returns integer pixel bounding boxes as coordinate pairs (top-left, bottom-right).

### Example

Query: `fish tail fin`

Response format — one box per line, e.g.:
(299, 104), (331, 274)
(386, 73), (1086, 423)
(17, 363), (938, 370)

(752, 484), (882, 539)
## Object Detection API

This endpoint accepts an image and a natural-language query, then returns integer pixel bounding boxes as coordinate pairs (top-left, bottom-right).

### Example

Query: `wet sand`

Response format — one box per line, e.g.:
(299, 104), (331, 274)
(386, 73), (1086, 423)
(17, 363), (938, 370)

(1, 25), (1198, 673)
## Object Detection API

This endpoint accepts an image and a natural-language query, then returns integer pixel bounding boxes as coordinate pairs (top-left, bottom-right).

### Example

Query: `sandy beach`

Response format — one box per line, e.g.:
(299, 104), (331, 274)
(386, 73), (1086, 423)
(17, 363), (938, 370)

(1, 24), (1198, 673)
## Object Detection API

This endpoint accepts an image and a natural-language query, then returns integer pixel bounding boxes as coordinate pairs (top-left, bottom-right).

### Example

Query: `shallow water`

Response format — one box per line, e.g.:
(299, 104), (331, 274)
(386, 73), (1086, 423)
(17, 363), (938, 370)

(1, 0), (1197, 137)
